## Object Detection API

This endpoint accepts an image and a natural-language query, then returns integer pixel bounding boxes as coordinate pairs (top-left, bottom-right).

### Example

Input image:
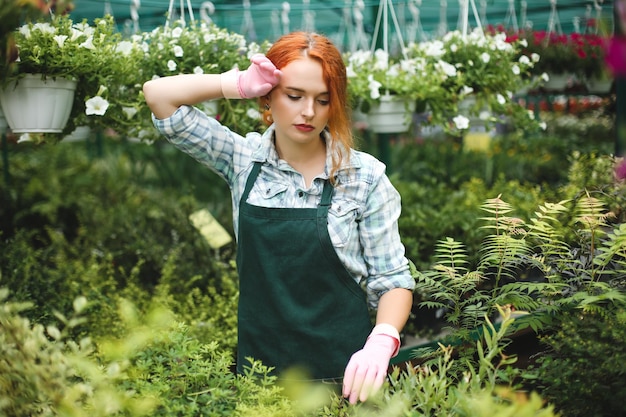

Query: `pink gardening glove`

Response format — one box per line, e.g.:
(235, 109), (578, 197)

(342, 324), (400, 404)
(221, 54), (282, 99)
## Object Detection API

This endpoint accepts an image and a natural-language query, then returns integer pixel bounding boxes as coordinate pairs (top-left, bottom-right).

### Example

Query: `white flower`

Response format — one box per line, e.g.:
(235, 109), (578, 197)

(115, 41), (135, 56)
(122, 106), (138, 119)
(437, 60), (457, 77)
(531, 53), (540, 63)
(85, 96), (110, 116)
(518, 55), (531, 65)
(73, 22), (94, 37)
(19, 25), (31, 38)
(70, 28), (84, 42)
(519, 39), (528, 47)
(450, 44), (458, 52)
(167, 59), (177, 71)
(460, 85), (474, 96)
(512, 64), (521, 75)
(373, 49), (389, 71)
(171, 27), (183, 38)
(480, 52), (490, 63)
(367, 74), (382, 100)
(496, 94), (506, 105)
(33, 22), (56, 35)
(453, 115), (470, 130)
(479, 110), (490, 120)
(246, 107), (261, 119)
(79, 36), (95, 50)
(173, 45), (184, 57)
(53, 35), (68, 48)
(539, 121), (547, 130)
(541, 72), (550, 82)
(193, 66), (204, 74)
(527, 110), (535, 120)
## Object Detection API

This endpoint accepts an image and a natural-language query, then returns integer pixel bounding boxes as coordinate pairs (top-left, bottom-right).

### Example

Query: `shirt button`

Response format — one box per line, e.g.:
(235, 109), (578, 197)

(298, 191), (304, 198)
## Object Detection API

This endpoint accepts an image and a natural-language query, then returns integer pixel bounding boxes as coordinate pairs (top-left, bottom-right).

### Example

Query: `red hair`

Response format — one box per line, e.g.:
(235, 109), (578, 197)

(262, 32), (353, 184)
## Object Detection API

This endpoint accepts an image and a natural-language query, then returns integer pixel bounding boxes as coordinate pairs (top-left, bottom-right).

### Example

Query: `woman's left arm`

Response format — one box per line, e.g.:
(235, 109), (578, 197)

(375, 287), (413, 331)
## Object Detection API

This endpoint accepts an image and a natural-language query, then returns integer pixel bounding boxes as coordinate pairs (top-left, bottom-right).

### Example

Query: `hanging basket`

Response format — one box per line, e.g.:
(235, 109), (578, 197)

(586, 77), (613, 94)
(366, 94), (416, 134)
(0, 74), (77, 133)
(542, 72), (573, 91)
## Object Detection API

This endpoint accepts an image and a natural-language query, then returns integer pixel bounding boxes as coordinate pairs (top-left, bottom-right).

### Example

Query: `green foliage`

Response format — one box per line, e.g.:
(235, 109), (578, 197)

(0, 289), (157, 417)
(529, 308), (626, 417)
(0, 141), (238, 350)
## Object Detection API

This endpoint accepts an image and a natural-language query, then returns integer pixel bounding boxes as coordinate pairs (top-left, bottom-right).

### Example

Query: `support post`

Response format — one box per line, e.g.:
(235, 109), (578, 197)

(1, 132), (9, 186)
(615, 1), (626, 157)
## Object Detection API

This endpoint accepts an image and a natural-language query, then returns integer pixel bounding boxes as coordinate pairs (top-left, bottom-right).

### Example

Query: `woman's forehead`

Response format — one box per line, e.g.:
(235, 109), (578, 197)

(279, 57), (327, 91)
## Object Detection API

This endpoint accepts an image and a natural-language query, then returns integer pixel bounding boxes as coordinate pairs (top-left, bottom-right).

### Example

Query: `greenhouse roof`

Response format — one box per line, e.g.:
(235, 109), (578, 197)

(69, 0), (615, 47)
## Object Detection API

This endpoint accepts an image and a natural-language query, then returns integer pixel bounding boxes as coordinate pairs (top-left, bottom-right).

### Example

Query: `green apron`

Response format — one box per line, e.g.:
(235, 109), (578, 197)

(236, 161), (373, 380)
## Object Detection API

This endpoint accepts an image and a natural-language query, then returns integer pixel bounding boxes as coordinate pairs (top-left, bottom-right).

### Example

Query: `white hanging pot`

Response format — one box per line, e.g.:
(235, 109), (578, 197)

(586, 76), (613, 94)
(0, 74), (77, 133)
(542, 72), (573, 91)
(366, 94), (416, 134)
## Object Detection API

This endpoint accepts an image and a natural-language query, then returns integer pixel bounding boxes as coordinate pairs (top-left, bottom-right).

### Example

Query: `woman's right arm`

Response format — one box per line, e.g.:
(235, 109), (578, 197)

(143, 74), (223, 120)
(143, 54), (282, 120)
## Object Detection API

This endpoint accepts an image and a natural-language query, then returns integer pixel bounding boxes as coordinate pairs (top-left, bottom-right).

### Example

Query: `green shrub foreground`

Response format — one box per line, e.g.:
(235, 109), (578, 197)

(0, 122), (624, 416)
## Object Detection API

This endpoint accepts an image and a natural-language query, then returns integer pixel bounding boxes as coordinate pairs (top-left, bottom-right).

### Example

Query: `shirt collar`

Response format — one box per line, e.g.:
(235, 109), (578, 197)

(251, 125), (362, 175)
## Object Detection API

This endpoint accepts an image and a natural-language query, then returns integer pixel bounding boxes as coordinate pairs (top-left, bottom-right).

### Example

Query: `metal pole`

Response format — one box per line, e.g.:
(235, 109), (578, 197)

(1, 133), (9, 186)
(615, 1), (626, 157)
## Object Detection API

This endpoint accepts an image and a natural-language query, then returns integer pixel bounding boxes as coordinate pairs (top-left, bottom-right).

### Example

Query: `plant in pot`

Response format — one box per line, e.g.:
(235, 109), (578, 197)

(0, 13), (120, 139)
(411, 28), (540, 134)
(569, 32), (613, 94)
(513, 29), (588, 91)
(345, 47), (449, 134)
(138, 19), (270, 140)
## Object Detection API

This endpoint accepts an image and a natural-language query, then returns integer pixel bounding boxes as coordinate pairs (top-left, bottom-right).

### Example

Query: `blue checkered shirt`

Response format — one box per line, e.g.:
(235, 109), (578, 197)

(153, 105), (415, 308)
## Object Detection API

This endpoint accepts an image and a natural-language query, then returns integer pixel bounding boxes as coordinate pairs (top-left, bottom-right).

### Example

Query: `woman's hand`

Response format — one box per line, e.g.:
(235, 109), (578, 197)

(221, 54), (282, 99)
(342, 324), (400, 404)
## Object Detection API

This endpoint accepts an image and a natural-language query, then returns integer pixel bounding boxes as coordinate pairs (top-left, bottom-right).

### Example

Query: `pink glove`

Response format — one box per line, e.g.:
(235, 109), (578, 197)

(342, 324), (400, 404)
(220, 54), (282, 99)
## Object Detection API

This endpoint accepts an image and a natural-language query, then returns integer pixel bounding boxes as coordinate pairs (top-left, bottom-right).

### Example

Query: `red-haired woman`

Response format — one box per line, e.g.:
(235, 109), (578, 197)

(143, 31), (414, 404)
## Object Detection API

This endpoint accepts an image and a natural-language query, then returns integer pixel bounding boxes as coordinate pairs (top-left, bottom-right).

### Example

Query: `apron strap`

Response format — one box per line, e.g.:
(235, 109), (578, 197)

(240, 161), (263, 206)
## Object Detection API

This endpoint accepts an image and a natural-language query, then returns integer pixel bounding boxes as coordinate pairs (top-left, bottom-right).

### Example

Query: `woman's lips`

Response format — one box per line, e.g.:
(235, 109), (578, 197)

(295, 124), (315, 132)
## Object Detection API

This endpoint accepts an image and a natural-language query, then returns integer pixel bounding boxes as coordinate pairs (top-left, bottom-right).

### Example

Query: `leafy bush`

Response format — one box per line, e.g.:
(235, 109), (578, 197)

(529, 308), (626, 417)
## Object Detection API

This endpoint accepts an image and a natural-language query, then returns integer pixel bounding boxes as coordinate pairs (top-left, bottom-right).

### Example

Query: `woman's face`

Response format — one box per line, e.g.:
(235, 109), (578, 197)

(268, 56), (330, 148)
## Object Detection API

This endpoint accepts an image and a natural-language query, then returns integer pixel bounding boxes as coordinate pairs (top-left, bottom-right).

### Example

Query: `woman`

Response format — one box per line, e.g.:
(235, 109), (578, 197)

(143, 31), (414, 404)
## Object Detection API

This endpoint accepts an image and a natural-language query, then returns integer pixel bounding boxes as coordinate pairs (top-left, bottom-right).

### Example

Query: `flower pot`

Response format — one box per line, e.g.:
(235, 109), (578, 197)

(0, 74), (77, 133)
(63, 125), (92, 142)
(586, 77), (613, 94)
(366, 95), (416, 134)
(543, 73), (572, 91)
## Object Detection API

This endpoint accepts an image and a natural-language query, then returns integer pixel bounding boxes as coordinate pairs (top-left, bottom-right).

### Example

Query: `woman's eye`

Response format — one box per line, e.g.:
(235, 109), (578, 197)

(287, 95), (301, 101)
(318, 99), (330, 106)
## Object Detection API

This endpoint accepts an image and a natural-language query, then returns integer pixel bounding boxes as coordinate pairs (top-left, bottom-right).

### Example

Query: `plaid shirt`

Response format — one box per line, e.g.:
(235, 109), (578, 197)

(153, 105), (415, 308)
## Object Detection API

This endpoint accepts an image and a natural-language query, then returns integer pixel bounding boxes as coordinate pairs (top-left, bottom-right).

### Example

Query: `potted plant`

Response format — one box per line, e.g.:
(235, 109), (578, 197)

(0, 13), (119, 136)
(137, 20), (270, 139)
(510, 29), (610, 91)
(405, 28), (540, 134)
(570, 32), (612, 93)
(345, 48), (448, 133)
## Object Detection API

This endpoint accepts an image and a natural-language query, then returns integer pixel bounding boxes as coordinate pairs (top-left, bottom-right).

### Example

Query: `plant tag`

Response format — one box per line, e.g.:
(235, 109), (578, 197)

(189, 209), (232, 249)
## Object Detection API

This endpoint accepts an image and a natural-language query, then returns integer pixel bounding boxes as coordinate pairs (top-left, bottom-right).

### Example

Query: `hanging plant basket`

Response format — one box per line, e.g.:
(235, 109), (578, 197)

(367, 94), (416, 134)
(542, 72), (573, 91)
(586, 76), (613, 94)
(0, 74), (77, 133)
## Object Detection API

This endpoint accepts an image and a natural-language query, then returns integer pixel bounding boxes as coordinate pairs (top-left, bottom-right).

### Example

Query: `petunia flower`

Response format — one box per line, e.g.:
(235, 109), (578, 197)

(85, 96), (110, 116)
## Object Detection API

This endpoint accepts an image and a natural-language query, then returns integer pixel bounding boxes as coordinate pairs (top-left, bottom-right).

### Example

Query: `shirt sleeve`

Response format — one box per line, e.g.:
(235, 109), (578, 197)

(152, 105), (252, 186)
(360, 171), (416, 308)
